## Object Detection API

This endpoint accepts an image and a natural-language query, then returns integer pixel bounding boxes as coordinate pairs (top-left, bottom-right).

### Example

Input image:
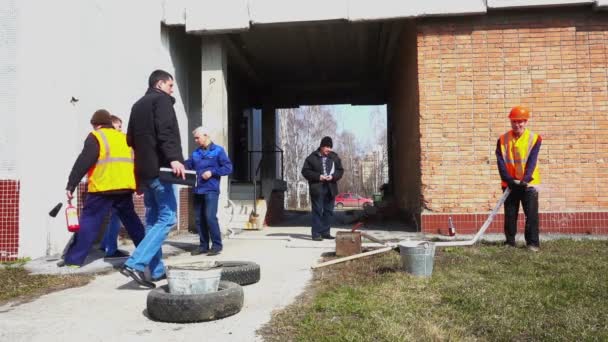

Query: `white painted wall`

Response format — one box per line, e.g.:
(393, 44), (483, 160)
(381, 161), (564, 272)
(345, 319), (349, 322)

(187, 0), (250, 33)
(348, 0), (486, 21)
(249, 0), (348, 24)
(14, 0), (191, 259)
(488, 0), (593, 8)
(0, 0), (17, 179)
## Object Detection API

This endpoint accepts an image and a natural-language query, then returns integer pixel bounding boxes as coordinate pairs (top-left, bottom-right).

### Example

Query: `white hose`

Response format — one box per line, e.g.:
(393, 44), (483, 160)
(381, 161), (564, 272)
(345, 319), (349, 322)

(226, 228), (292, 241)
(434, 188), (511, 247)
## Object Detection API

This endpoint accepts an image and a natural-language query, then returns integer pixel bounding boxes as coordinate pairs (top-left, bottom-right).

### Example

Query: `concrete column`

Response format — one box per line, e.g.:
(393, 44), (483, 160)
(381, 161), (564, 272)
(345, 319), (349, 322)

(261, 105), (277, 198)
(201, 38), (230, 230)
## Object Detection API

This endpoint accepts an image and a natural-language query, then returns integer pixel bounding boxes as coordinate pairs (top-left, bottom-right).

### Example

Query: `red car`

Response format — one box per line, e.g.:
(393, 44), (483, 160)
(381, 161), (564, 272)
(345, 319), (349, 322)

(335, 193), (373, 209)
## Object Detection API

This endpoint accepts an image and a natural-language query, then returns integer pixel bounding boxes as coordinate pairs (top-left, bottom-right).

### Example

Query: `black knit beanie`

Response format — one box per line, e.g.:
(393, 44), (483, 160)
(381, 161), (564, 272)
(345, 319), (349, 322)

(320, 136), (333, 148)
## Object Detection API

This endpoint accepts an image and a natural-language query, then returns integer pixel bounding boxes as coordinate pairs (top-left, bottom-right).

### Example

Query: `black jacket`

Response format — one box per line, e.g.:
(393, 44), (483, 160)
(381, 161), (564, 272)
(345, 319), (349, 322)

(301, 150), (344, 197)
(127, 88), (184, 182)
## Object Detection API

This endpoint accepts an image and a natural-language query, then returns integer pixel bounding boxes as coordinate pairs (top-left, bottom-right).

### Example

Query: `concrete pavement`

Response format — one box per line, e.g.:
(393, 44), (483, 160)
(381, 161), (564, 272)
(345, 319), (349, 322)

(2, 222), (605, 342)
(0, 226), (337, 342)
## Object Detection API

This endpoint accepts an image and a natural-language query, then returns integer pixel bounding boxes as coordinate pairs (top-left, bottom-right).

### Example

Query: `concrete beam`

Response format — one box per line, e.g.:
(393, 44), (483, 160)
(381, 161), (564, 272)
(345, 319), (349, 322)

(487, 0), (593, 8)
(348, 0), (486, 21)
(261, 105), (278, 200)
(595, 0), (608, 8)
(186, 0), (249, 34)
(222, 36), (263, 86)
(249, 0), (348, 24)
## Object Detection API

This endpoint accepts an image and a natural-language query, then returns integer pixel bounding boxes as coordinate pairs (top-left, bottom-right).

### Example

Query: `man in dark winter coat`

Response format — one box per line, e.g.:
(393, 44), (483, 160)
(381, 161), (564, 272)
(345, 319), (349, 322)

(301, 136), (344, 241)
(120, 69), (186, 288)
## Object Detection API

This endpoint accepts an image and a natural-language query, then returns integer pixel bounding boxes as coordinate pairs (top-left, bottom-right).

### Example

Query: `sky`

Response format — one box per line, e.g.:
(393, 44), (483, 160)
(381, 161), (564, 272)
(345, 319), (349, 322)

(332, 104), (387, 147)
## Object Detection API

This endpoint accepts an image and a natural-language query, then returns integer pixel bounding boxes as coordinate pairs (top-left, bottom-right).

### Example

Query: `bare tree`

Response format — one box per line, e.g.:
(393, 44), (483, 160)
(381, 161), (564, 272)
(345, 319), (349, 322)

(278, 106), (337, 209)
(279, 105), (387, 208)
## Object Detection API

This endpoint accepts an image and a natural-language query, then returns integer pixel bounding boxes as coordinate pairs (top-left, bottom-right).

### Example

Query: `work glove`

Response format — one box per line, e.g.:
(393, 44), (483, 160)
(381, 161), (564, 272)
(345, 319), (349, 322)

(506, 179), (518, 189)
(508, 179), (528, 189)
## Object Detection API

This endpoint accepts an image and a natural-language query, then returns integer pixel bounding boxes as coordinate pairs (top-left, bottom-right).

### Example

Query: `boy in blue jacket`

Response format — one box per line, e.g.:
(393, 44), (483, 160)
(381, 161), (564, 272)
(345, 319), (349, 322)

(185, 127), (233, 256)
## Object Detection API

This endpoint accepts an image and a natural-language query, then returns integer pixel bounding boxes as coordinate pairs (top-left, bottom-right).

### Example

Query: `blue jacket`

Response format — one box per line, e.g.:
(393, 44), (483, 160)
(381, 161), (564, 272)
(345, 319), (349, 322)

(185, 143), (233, 194)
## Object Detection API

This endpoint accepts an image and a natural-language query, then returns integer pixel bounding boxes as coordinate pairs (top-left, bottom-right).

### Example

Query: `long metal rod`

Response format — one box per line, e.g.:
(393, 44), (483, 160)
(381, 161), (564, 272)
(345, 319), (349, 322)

(312, 246), (394, 269)
(435, 188), (511, 247)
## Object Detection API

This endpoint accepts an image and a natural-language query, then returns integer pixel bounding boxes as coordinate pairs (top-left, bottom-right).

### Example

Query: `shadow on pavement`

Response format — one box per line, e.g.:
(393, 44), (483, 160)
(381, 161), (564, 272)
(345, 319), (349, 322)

(265, 233), (312, 241)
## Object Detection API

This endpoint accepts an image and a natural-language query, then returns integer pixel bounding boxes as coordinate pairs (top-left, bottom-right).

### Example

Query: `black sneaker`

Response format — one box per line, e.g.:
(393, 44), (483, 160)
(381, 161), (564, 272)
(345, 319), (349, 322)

(190, 249), (209, 256)
(321, 234), (335, 240)
(104, 250), (130, 259)
(312, 236), (323, 241)
(119, 265), (156, 289)
(207, 249), (222, 256)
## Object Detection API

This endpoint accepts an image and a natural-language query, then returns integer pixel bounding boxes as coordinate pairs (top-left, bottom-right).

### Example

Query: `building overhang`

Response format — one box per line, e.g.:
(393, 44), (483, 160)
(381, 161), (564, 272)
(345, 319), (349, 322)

(163, 0), (606, 33)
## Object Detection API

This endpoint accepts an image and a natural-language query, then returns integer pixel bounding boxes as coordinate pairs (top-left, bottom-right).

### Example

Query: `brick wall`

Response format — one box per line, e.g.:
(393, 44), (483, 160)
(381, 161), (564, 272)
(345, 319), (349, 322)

(415, 9), (608, 234)
(0, 180), (19, 261)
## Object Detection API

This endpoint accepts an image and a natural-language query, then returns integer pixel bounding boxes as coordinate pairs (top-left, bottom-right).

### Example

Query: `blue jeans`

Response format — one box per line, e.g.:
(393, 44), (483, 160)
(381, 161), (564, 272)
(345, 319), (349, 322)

(310, 184), (334, 238)
(193, 193), (222, 251)
(64, 193), (145, 266)
(100, 209), (121, 255)
(124, 178), (176, 279)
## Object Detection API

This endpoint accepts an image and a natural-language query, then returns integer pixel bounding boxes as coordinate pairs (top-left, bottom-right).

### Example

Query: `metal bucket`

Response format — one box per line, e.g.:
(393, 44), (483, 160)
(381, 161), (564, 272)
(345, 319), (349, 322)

(398, 241), (436, 277)
(167, 261), (222, 295)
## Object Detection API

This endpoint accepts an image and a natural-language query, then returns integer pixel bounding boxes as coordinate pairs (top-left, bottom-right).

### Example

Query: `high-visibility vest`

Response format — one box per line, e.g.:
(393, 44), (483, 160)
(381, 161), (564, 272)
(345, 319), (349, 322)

(87, 128), (136, 193)
(499, 128), (541, 187)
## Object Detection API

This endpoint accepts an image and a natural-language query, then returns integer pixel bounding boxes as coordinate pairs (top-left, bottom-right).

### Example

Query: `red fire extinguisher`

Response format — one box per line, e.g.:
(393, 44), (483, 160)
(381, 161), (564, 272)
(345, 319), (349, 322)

(448, 216), (456, 236)
(65, 199), (80, 232)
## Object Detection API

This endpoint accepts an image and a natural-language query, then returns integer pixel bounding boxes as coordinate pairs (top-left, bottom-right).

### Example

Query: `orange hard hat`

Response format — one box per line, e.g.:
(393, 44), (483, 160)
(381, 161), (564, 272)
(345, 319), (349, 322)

(508, 106), (530, 120)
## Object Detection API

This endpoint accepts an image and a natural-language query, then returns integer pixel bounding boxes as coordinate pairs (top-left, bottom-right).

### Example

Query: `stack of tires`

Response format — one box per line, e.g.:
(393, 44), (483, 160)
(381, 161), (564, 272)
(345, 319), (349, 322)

(147, 261), (260, 323)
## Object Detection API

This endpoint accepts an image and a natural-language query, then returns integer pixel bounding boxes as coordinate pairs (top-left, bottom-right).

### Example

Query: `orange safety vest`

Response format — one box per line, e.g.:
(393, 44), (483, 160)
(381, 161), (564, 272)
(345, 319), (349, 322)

(87, 128), (136, 193)
(499, 129), (541, 188)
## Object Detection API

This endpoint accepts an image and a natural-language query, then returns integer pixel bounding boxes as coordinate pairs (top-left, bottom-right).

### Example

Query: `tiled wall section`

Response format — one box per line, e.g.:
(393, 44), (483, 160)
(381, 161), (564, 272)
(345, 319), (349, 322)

(178, 187), (189, 231)
(422, 212), (608, 235)
(0, 180), (19, 261)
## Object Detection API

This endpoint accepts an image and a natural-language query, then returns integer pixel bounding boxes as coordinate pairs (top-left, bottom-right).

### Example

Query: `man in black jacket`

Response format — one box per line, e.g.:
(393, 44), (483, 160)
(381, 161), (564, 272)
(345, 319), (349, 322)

(120, 69), (186, 288)
(301, 136), (344, 241)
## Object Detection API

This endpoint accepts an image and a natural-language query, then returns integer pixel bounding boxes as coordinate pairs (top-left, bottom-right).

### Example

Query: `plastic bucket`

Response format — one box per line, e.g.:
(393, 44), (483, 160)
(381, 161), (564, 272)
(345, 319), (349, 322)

(398, 241), (436, 277)
(167, 262), (222, 295)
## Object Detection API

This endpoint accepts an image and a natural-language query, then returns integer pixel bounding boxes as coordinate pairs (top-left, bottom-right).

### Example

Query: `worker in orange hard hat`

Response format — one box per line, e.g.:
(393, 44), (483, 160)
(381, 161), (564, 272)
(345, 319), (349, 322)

(495, 106), (542, 252)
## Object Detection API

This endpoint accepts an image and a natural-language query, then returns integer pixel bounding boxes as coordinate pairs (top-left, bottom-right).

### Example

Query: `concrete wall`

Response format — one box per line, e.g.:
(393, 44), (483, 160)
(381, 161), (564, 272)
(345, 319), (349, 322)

(0, 0), (18, 261)
(416, 9), (608, 234)
(388, 22), (422, 225)
(12, 0), (193, 259)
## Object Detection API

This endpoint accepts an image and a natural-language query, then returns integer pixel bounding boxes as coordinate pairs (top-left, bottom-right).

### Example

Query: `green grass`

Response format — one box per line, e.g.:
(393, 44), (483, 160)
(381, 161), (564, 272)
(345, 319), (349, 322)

(260, 240), (608, 341)
(0, 265), (92, 304)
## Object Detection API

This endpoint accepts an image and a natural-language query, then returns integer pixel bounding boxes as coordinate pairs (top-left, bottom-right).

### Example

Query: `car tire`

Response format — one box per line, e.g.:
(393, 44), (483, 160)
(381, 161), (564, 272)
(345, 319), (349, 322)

(336, 203), (344, 209)
(362, 202), (372, 208)
(217, 261), (260, 286)
(147, 281), (244, 323)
